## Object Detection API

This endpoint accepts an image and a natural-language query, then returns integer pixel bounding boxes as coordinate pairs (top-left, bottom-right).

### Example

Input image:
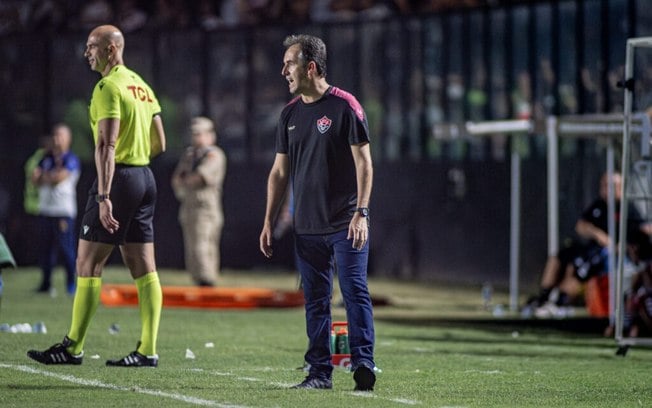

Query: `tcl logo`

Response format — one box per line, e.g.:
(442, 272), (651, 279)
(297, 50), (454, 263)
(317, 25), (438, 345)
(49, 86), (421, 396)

(127, 85), (153, 102)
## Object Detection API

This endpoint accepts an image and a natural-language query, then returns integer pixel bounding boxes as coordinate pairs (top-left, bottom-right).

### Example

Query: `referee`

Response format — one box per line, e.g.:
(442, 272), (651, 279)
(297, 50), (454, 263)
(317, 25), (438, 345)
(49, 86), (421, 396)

(28, 25), (166, 367)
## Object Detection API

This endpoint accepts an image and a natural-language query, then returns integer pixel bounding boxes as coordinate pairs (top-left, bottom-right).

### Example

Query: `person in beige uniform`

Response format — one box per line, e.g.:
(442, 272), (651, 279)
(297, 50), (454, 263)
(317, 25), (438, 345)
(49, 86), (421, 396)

(172, 117), (226, 286)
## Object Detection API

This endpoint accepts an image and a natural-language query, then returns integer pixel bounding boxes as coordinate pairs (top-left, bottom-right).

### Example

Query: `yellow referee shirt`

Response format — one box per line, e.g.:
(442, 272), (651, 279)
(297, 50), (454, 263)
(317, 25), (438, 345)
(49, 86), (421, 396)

(89, 65), (161, 166)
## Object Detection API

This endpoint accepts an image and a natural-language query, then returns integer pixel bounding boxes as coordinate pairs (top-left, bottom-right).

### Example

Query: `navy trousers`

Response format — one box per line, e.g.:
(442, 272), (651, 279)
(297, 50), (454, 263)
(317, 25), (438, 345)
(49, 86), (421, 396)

(295, 229), (375, 379)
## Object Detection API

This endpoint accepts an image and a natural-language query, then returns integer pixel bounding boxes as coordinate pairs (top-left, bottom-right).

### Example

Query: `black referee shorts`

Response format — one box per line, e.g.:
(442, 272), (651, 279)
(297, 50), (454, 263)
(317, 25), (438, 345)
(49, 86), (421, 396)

(80, 165), (156, 245)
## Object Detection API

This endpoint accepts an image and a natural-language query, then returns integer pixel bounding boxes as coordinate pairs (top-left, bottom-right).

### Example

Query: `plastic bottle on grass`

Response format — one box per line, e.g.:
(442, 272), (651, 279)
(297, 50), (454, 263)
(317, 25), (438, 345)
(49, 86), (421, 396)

(336, 327), (349, 354)
(33, 321), (47, 334)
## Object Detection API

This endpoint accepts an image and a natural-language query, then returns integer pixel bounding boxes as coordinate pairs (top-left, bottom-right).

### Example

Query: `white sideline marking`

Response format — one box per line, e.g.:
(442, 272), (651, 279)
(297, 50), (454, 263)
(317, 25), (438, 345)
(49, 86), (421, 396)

(389, 398), (420, 405)
(348, 392), (421, 405)
(198, 369), (295, 388)
(1, 364), (246, 408)
(194, 368), (421, 406)
(464, 369), (502, 375)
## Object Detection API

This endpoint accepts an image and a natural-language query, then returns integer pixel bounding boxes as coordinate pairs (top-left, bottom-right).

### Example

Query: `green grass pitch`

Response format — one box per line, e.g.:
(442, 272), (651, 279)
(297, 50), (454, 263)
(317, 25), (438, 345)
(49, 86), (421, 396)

(1, 267), (651, 407)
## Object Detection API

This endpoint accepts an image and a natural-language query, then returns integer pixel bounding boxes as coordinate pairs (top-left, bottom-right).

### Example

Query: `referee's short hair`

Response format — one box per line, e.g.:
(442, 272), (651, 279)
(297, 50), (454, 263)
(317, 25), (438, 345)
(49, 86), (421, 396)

(283, 34), (327, 78)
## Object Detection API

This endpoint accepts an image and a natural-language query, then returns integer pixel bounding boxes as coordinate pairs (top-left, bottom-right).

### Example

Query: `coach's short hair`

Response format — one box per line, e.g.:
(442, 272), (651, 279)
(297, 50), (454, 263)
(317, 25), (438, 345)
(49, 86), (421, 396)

(283, 34), (327, 78)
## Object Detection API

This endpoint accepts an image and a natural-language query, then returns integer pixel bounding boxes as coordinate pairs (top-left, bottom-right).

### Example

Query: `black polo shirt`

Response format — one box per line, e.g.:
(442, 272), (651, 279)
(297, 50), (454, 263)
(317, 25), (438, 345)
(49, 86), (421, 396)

(276, 86), (370, 234)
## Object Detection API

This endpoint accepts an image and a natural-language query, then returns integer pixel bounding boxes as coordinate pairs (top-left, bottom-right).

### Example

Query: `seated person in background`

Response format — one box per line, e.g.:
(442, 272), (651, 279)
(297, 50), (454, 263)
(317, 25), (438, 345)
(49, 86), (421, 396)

(527, 172), (652, 317)
(621, 264), (652, 337)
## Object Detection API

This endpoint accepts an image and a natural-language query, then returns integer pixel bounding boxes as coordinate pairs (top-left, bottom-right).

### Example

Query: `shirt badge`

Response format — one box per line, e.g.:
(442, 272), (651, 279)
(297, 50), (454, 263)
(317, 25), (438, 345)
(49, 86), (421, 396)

(316, 116), (332, 134)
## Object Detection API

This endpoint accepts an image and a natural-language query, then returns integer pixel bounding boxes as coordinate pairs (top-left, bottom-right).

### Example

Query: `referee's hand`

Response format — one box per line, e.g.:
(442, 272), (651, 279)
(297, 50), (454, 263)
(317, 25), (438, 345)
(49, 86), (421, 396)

(99, 199), (120, 234)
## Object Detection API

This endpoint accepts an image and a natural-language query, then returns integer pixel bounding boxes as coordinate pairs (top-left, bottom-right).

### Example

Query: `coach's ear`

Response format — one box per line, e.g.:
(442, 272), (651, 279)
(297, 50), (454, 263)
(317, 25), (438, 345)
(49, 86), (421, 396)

(307, 61), (318, 79)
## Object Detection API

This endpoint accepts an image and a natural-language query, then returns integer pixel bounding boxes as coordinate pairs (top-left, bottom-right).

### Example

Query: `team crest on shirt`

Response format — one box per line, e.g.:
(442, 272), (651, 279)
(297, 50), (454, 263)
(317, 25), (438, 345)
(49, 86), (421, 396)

(316, 116), (332, 134)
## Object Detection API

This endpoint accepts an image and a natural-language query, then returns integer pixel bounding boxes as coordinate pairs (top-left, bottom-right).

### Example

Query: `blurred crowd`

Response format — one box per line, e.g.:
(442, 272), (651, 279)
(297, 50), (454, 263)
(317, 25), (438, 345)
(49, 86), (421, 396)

(1, 0), (497, 35)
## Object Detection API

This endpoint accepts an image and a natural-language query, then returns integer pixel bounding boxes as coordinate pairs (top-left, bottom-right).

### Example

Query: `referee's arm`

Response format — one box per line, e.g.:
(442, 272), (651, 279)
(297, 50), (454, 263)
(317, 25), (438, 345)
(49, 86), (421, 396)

(95, 117), (120, 234)
(150, 114), (166, 159)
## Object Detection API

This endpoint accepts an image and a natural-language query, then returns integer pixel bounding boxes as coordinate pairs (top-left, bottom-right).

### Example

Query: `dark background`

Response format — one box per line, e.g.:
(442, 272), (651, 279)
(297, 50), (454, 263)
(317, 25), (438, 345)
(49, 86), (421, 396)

(1, 0), (651, 289)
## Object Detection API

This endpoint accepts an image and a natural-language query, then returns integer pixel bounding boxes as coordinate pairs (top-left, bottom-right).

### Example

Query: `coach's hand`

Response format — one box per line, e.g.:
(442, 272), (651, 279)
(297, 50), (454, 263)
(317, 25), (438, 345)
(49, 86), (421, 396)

(260, 224), (274, 258)
(99, 199), (120, 234)
(348, 214), (368, 250)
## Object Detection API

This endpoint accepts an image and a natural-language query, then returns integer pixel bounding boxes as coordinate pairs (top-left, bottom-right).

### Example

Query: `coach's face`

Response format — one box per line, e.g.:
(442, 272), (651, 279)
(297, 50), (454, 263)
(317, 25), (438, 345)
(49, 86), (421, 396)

(281, 44), (308, 96)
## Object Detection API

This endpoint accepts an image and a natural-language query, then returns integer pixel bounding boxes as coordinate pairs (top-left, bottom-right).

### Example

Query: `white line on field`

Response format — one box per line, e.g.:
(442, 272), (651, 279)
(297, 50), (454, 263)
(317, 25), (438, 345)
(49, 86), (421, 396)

(1, 363), (247, 408)
(197, 369), (296, 388)
(347, 392), (421, 405)
(193, 368), (421, 405)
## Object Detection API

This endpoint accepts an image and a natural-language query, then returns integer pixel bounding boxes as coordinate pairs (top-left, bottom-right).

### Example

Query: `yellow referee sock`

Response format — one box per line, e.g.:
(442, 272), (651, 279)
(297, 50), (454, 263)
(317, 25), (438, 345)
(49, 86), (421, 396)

(135, 272), (162, 356)
(67, 276), (102, 355)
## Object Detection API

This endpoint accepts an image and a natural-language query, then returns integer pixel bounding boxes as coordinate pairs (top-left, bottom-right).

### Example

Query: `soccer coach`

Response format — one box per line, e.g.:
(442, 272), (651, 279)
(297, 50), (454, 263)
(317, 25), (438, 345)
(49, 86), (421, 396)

(260, 34), (376, 391)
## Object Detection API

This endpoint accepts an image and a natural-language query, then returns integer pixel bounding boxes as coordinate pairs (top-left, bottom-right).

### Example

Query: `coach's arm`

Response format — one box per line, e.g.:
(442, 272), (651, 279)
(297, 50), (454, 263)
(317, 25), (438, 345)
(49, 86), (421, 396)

(349, 141), (373, 250)
(260, 153), (290, 258)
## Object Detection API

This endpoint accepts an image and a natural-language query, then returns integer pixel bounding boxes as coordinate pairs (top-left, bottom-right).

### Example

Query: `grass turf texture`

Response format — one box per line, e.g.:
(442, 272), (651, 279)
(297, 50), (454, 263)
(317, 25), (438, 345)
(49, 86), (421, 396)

(1, 267), (652, 407)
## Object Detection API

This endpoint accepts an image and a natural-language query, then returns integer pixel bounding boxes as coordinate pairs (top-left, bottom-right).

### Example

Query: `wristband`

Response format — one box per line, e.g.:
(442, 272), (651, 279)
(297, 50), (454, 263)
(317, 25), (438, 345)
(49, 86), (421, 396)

(95, 194), (110, 203)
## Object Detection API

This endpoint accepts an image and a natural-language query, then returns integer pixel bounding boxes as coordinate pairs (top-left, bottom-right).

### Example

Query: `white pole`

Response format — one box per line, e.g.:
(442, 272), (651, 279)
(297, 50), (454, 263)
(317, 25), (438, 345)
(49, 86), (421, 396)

(606, 140), (616, 326)
(510, 148), (521, 312)
(615, 39), (636, 343)
(546, 116), (559, 257)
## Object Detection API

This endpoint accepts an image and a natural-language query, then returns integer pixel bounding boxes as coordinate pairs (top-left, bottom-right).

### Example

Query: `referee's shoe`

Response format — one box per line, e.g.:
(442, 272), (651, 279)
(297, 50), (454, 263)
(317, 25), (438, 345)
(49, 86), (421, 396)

(27, 336), (83, 365)
(106, 342), (158, 367)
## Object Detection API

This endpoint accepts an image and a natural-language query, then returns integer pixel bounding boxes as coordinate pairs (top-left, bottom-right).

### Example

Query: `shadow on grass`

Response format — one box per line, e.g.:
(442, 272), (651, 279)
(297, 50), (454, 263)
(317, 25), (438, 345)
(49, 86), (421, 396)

(399, 343), (620, 360)
(376, 316), (627, 358)
(5, 384), (89, 391)
(377, 315), (610, 335)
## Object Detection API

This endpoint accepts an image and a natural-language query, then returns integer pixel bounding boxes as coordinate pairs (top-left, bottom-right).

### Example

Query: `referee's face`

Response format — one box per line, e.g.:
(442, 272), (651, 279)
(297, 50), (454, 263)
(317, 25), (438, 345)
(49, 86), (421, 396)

(84, 34), (108, 74)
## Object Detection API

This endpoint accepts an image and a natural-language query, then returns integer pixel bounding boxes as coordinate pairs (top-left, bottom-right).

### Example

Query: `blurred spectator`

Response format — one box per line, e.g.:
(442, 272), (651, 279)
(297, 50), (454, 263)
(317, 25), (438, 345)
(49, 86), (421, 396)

(270, 0), (312, 25)
(358, 0), (400, 20)
(0, 1), (29, 34)
(327, 0), (358, 21)
(32, 123), (80, 296)
(29, 0), (68, 32)
(467, 65), (488, 121)
(150, 0), (191, 29)
(78, 0), (114, 29)
(24, 136), (49, 219)
(608, 64), (626, 113)
(511, 71), (532, 119)
(420, 0), (482, 12)
(214, 0), (244, 27)
(533, 58), (556, 119)
(171, 117), (227, 287)
(313, 0), (410, 22)
(115, 0), (148, 32)
(525, 172), (652, 318)
(238, 0), (278, 25)
(621, 265), (652, 338)
(581, 67), (602, 113)
(150, 0), (173, 27)
(197, 0), (221, 30)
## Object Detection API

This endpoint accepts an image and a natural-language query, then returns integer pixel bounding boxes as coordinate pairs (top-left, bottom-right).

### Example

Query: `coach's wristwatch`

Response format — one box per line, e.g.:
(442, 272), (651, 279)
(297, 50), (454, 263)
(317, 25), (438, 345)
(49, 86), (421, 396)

(356, 207), (369, 218)
(95, 194), (110, 203)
